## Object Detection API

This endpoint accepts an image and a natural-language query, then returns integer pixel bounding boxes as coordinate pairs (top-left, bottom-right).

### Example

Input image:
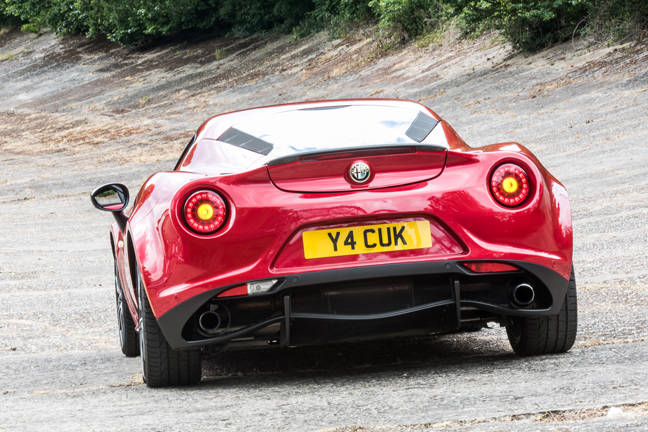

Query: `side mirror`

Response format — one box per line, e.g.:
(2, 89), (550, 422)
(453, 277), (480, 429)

(91, 183), (130, 231)
(91, 183), (129, 212)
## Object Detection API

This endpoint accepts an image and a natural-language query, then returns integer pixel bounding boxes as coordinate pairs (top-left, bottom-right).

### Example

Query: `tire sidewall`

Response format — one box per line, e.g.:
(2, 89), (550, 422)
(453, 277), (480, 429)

(137, 273), (149, 383)
(506, 266), (577, 356)
(114, 261), (128, 352)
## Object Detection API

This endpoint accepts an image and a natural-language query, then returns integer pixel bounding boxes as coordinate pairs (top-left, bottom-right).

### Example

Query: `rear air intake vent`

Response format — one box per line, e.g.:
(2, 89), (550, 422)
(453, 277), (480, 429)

(218, 127), (274, 155)
(405, 112), (438, 143)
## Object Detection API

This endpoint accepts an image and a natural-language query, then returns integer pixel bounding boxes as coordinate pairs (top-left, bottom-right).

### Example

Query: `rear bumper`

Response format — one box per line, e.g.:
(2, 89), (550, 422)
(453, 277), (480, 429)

(157, 259), (569, 350)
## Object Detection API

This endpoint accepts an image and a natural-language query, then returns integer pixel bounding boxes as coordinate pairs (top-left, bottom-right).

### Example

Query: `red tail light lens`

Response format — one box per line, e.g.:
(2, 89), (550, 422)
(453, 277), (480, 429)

(216, 284), (248, 298)
(462, 261), (519, 273)
(183, 190), (227, 234)
(490, 163), (530, 207)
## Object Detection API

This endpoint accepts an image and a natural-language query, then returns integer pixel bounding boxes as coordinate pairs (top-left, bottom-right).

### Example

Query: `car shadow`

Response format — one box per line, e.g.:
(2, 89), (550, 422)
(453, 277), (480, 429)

(199, 331), (519, 389)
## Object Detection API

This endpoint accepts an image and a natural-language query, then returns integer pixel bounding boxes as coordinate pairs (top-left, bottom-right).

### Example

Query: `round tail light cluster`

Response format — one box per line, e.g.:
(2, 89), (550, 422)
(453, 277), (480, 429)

(183, 190), (227, 234)
(490, 163), (530, 207)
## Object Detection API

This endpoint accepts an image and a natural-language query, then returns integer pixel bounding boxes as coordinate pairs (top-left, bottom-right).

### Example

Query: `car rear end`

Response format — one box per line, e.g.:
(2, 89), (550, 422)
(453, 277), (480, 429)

(131, 101), (572, 351)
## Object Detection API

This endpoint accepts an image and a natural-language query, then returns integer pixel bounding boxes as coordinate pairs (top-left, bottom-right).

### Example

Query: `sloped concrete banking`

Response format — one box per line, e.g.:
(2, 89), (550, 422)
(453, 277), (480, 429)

(0, 28), (647, 430)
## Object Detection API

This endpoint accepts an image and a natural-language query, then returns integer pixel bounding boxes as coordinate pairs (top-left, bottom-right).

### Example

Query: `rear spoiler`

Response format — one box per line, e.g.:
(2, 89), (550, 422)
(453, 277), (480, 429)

(265, 144), (447, 166)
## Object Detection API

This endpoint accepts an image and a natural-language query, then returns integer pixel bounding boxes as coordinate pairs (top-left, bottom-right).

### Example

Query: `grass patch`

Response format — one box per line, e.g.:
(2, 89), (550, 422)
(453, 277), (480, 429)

(138, 96), (150, 106)
(0, 51), (15, 62)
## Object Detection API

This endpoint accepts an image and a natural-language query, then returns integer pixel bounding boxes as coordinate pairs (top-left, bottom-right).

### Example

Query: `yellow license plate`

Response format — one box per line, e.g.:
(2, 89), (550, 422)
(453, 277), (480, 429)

(303, 220), (432, 259)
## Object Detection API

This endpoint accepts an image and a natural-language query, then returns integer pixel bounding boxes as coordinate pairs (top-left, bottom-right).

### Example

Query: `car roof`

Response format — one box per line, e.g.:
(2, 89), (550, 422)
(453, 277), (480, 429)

(195, 99), (441, 141)
(177, 99), (448, 175)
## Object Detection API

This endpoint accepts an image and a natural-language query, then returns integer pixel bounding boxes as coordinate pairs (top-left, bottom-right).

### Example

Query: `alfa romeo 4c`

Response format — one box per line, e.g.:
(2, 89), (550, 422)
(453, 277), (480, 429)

(91, 99), (577, 387)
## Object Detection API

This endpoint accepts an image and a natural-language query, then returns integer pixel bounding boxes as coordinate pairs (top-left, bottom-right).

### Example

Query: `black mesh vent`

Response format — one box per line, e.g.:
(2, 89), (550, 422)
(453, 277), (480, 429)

(219, 127), (274, 155)
(405, 112), (438, 142)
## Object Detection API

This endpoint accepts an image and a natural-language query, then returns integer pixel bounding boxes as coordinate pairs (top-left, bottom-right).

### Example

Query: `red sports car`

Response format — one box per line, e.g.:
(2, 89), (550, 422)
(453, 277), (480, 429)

(91, 99), (577, 387)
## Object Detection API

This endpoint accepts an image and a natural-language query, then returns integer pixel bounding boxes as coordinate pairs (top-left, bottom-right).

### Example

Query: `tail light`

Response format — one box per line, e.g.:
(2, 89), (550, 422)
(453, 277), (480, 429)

(183, 190), (227, 234)
(462, 261), (518, 273)
(217, 279), (278, 297)
(490, 163), (530, 207)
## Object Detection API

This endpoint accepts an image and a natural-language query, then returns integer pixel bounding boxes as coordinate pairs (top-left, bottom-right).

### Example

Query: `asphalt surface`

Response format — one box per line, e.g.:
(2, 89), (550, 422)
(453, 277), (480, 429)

(0, 28), (647, 431)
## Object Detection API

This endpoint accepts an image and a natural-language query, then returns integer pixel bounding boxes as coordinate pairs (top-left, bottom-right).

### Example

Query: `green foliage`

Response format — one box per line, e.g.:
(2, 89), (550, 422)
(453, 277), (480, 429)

(369, 0), (452, 39)
(0, 0), (646, 50)
(0, 8), (20, 26)
(457, 0), (588, 50)
(217, 0), (314, 35)
(585, 0), (648, 41)
(298, 0), (374, 36)
(1, 0), (44, 30)
(1, 0), (88, 34)
(79, 0), (223, 44)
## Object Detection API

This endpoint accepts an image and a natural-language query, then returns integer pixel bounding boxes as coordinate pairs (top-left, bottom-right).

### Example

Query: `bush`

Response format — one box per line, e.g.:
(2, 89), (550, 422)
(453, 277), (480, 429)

(1, 0), (44, 30)
(0, 12), (20, 27)
(0, 3), (21, 27)
(217, 0), (314, 35)
(458, 0), (589, 50)
(369, 0), (452, 39)
(585, 0), (648, 41)
(79, 0), (223, 45)
(1, 0), (87, 34)
(0, 0), (646, 49)
(296, 0), (374, 37)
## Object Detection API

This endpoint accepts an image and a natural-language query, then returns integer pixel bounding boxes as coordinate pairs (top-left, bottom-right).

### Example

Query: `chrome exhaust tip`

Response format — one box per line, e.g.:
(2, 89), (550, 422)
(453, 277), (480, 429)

(512, 283), (535, 307)
(198, 310), (222, 334)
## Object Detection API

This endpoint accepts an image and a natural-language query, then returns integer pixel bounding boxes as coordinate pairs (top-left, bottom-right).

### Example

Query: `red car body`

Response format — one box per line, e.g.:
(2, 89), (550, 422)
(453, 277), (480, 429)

(99, 99), (573, 356)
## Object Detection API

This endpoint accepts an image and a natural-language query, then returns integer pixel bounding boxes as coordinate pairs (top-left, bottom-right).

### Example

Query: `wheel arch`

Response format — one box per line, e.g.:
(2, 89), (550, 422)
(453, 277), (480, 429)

(126, 230), (140, 302)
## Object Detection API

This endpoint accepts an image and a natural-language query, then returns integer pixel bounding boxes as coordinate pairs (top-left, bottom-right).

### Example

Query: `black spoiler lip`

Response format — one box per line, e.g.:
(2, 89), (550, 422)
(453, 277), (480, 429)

(265, 143), (448, 166)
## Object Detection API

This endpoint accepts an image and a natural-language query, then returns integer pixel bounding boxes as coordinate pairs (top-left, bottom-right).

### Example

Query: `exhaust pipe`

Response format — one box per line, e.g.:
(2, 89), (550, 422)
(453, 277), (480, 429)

(512, 283), (535, 307)
(198, 310), (222, 334)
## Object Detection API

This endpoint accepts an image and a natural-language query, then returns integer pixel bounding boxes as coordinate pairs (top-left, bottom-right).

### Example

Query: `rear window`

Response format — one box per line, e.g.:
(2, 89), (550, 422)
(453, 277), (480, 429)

(226, 104), (437, 157)
(180, 104), (439, 173)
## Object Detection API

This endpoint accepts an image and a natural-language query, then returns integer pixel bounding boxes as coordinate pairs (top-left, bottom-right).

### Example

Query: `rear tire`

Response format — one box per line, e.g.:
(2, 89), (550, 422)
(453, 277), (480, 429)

(137, 272), (201, 387)
(506, 267), (577, 356)
(115, 261), (139, 357)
